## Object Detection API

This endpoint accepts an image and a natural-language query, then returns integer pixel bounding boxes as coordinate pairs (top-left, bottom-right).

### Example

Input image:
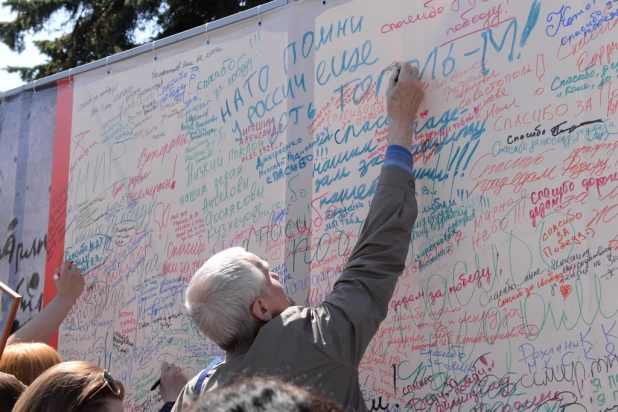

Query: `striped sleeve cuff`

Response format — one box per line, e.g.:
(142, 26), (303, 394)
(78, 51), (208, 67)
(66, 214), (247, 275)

(383, 145), (413, 174)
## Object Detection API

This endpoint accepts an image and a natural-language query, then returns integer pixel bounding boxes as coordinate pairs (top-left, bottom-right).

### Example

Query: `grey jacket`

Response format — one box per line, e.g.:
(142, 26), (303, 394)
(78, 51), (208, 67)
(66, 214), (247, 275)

(171, 166), (418, 412)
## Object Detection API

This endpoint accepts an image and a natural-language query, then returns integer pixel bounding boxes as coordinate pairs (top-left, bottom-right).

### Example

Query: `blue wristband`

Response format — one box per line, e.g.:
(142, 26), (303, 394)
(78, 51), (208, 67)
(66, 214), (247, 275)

(384, 145), (413, 174)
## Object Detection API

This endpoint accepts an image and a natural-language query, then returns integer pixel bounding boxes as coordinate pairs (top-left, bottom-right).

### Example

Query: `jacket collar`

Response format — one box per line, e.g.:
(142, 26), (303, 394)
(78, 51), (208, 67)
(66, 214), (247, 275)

(226, 339), (254, 359)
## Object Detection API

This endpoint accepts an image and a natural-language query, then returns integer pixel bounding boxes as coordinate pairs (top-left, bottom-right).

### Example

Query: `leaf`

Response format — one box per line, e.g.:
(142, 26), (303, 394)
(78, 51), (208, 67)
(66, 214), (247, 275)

(0, 0), (272, 81)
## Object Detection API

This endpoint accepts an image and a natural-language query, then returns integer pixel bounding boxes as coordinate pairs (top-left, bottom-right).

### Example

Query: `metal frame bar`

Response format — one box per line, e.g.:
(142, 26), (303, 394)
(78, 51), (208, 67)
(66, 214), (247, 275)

(1, 0), (292, 99)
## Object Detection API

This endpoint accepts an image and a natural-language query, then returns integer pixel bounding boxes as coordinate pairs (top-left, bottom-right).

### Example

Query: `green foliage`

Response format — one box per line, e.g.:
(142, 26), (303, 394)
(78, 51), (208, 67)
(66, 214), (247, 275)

(0, 0), (270, 81)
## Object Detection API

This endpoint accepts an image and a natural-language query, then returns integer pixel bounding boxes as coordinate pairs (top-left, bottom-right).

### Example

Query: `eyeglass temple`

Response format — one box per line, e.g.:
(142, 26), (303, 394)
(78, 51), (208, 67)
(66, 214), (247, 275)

(86, 372), (120, 401)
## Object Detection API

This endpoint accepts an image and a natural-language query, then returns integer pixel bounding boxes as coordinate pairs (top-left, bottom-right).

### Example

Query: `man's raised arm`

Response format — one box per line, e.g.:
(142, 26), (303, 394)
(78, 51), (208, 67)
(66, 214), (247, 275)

(309, 62), (424, 367)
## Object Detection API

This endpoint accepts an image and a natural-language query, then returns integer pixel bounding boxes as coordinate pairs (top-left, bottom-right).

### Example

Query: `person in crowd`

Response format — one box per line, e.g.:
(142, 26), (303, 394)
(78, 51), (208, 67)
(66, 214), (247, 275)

(7, 260), (85, 345)
(0, 260), (84, 385)
(0, 371), (27, 412)
(188, 378), (344, 412)
(0, 342), (61, 385)
(170, 61), (423, 412)
(159, 361), (189, 412)
(12, 360), (124, 412)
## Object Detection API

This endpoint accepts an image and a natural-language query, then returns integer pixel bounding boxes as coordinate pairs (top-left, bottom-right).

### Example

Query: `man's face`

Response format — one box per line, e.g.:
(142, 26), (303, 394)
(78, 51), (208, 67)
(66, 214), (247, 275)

(247, 254), (293, 318)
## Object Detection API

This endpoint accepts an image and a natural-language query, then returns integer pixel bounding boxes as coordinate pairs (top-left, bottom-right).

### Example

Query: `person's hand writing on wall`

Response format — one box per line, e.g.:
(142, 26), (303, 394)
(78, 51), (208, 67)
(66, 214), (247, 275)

(386, 62), (424, 150)
(159, 362), (188, 404)
(54, 260), (86, 302)
(7, 260), (86, 345)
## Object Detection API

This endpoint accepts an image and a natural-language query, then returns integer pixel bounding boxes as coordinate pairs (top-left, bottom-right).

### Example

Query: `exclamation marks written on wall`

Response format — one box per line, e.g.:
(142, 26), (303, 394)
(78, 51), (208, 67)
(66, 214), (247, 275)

(456, 189), (469, 202)
(481, 196), (490, 209)
(513, 197), (527, 225)
(250, 31), (262, 48)
(536, 54), (546, 81)
(520, 0), (542, 49)
(316, 147), (329, 157)
(447, 141), (479, 178)
(461, 141), (479, 176)
(154, 202), (171, 240)
(172, 155), (177, 185)
(217, 128), (226, 145)
(535, 53), (546, 96)
(393, 364), (397, 395)
(448, 140), (479, 201)
(447, 145), (460, 173)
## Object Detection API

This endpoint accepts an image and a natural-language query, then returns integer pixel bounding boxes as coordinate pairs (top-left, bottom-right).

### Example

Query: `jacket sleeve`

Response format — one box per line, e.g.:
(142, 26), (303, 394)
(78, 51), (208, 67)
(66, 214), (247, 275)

(169, 376), (197, 412)
(160, 402), (175, 412)
(307, 166), (417, 367)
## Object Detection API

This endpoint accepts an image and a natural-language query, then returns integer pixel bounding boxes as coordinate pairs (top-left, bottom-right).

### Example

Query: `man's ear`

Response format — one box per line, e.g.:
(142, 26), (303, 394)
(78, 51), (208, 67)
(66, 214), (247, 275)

(251, 297), (272, 322)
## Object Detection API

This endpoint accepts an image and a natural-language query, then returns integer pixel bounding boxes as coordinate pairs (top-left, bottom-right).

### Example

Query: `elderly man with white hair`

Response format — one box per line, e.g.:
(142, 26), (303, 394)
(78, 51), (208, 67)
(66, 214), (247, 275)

(165, 62), (423, 412)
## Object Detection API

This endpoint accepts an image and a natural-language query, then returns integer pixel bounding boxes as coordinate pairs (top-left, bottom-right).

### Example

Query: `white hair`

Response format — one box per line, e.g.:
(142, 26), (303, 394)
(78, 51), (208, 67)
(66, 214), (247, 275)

(186, 247), (269, 352)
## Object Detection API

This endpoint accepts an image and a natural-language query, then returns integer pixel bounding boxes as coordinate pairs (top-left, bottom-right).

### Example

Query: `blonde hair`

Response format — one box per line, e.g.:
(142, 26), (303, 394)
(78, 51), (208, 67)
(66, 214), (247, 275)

(0, 342), (62, 385)
(13, 361), (125, 412)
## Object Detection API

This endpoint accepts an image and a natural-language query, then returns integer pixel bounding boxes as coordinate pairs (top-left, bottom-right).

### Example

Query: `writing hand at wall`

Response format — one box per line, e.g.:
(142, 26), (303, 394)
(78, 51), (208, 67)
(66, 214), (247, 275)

(386, 62), (424, 150)
(54, 260), (85, 302)
(159, 362), (188, 403)
(6, 261), (86, 345)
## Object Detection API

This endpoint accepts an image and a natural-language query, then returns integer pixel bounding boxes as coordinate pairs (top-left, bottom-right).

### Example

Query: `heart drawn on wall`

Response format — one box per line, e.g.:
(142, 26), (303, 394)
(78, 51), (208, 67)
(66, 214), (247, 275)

(560, 284), (572, 300)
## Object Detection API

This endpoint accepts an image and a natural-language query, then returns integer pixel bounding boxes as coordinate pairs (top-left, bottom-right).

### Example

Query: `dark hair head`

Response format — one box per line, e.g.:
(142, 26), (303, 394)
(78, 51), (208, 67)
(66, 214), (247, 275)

(12, 361), (125, 412)
(191, 378), (343, 412)
(0, 372), (27, 412)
